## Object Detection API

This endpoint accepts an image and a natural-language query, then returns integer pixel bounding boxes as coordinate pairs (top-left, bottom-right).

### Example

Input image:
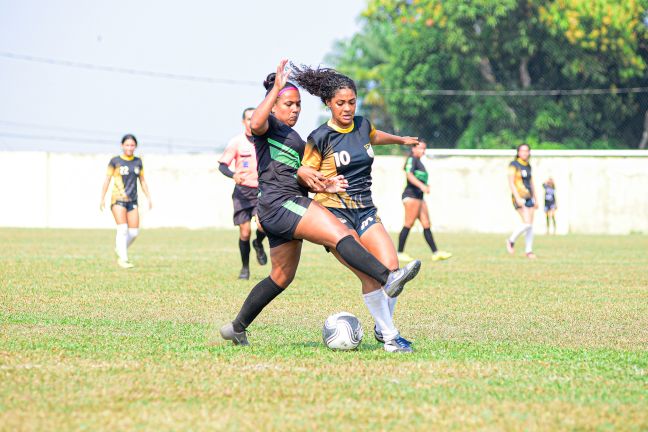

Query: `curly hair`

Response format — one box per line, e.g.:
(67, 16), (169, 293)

(290, 63), (356, 104)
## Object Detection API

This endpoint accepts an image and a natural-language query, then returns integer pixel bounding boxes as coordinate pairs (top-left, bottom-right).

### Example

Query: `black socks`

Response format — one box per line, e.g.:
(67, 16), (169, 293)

(233, 277), (283, 332)
(239, 239), (250, 267)
(255, 230), (266, 244)
(423, 228), (438, 253)
(336, 235), (391, 284)
(398, 227), (411, 253)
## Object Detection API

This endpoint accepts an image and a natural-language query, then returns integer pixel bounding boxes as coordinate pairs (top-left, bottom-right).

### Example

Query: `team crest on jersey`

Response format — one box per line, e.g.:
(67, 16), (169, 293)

(364, 143), (375, 158)
(134, 167), (140, 175)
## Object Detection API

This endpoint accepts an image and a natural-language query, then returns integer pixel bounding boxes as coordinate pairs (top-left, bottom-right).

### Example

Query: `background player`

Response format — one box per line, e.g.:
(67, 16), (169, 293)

(506, 143), (537, 259)
(219, 107), (268, 280)
(543, 177), (557, 235)
(293, 64), (420, 352)
(397, 141), (452, 263)
(100, 134), (152, 268)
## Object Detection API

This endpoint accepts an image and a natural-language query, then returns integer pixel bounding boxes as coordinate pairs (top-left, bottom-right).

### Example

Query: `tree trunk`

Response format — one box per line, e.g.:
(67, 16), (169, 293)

(638, 110), (648, 149)
(479, 57), (496, 84)
(519, 56), (531, 88)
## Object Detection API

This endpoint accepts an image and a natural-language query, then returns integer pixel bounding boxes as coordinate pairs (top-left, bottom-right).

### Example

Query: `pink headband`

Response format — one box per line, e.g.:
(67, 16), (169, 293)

(278, 86), (298, 96)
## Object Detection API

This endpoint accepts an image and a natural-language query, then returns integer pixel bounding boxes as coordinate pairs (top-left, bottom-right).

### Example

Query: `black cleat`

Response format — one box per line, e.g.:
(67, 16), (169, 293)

(219, 322), (249, 346)
(238, 266), (250, 280)
(252, 239), (268, 265)
(383, 260), (421, 298)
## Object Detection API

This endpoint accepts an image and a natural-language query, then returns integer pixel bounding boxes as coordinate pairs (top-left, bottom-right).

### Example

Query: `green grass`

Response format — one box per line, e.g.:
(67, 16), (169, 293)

(1, 228), (647, 431)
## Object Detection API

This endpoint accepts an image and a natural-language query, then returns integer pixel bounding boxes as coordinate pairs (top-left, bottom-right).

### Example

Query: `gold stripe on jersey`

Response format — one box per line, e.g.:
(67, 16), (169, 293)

(111, 175), (128, 204)
(509, 158), (531, 199)
(327, 119), (354, 134)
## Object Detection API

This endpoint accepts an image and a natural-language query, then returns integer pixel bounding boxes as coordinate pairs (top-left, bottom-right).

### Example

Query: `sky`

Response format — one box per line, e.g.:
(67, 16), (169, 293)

(0, 0), (366, 153)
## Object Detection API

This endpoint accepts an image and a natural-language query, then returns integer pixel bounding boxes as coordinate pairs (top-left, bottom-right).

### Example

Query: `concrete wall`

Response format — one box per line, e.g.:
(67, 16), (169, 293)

(2, 150), (647, 234)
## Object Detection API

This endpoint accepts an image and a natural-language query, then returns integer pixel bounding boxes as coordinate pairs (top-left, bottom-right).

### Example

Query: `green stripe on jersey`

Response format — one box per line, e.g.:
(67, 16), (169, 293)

(268, 138), (301, 169)
(404, 157), (413, 172)
(282, 200), (307, 216)
(414, 170), (428, 184)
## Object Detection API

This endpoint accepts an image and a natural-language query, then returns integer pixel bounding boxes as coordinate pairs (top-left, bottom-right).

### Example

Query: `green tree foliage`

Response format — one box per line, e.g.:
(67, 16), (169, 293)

(329, 0), (648, 149)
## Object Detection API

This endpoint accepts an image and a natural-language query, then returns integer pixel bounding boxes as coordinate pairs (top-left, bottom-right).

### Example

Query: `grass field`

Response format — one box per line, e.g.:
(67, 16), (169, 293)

(1, 228), (647, 431)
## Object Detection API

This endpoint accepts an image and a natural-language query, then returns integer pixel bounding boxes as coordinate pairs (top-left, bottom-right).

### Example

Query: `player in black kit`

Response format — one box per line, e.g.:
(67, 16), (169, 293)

(397, 141), (452, 263)
(99, 134), (152, 268)
(292, 64), (421, 352)
(219, 60), (421, 348)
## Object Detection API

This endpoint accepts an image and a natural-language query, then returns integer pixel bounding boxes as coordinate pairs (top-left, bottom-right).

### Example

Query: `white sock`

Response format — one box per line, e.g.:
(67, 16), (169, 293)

(385, 291), (398, 318)
(363, 289), (398, 342)
(115, 224), (128, 261)
(525, 225), (534, 253)
(127, 228), (139, 247)
(509, 223), (530, 243)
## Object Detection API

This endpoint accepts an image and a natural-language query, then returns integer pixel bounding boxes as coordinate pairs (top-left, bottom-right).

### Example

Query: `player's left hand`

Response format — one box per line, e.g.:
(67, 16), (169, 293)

(402, 136), (419, 146)
(148, 200), (153, 210)
(533, 200), (539, 209)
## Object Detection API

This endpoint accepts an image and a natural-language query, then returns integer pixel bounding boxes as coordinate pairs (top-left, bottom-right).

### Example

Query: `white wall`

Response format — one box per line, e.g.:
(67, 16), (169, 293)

(2, 150), (647, 234)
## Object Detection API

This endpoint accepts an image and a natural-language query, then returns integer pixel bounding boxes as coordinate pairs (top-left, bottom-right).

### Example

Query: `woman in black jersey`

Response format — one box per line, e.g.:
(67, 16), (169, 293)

(99, 134), (152, 269)
(397, 141), (452, 263)
(291, 65), (421, 352)
(220, 60), (421, 348)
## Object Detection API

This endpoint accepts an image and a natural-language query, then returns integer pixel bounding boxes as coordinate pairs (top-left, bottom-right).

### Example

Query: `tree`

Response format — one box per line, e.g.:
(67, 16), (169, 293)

(331, 0), (648, 149)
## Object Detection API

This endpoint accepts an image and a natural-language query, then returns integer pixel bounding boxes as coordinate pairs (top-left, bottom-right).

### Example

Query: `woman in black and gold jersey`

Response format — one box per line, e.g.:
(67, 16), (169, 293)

(220, 60), (421, 351)
(292, 64), (421, 352)
(99, 134), (152, 269)
(397, 141), (452, 263)
(506, 143), (537, 259)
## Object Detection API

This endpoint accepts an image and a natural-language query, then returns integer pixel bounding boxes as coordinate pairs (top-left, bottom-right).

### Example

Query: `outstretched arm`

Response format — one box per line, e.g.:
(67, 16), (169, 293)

(250, 59), (290, 136)
(370, 130), (419, 146)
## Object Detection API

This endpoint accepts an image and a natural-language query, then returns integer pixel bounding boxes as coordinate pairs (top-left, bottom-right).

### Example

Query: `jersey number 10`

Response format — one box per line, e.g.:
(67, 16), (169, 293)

(333, 151), (351, 167)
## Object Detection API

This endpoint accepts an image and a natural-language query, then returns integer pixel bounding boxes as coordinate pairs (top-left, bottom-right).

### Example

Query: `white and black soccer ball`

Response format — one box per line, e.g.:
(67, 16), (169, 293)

(322, 312), (363, 350)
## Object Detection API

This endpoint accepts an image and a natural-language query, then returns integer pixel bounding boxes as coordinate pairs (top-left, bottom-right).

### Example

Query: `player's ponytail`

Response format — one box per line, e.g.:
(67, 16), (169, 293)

(291, 64), (356, 104)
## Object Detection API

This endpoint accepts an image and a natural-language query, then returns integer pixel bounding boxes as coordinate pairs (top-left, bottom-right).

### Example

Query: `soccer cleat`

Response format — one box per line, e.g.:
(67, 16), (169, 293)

(526, 252), (537, 259)
(432, 250), (453, 261)
(219, 322), (250, 346)
(252, 239), (268, 266)
(238, 266), (250, 280)
(374, 325), (412, 345)
(383, 259), (421, 298)
(397, 252), (414, 262)
(117, 258), (134, 269)
(506, 239), (515, 254)
(383, 335), (413, 353)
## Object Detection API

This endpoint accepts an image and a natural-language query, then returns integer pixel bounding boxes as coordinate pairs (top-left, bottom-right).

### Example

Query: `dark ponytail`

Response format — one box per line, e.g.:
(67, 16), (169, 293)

(290, 64), (356, 104)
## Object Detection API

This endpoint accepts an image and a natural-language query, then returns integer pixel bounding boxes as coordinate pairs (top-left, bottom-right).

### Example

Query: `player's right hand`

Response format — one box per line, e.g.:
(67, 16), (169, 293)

(99, 202), (105, 211)
(274, 59), (290, 90)
(516, 197), (526, 207)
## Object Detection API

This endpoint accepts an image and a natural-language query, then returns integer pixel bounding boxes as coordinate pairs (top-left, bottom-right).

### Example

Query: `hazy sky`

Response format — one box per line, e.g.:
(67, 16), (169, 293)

(0, 0), (366, 153)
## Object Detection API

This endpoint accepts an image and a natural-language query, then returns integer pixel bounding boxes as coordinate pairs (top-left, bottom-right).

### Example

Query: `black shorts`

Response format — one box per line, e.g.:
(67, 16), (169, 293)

(112, 200), (138, 212)
(259, 196), (312, 249)
(232, 185), (259, 226)
(512, 196), (535, 210)
(328, 206), (381, 237)
(402, 189), (424, 201)
(544, 202), (556, 212)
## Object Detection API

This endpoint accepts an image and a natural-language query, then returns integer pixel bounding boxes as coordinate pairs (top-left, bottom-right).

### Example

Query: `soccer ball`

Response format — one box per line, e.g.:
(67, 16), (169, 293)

(322, 312), (363, 350)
